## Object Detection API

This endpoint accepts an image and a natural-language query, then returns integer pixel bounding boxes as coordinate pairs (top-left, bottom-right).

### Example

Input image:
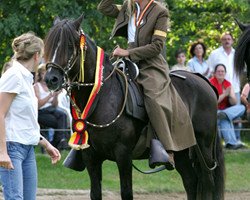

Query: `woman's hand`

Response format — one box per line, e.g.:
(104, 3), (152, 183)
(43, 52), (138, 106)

(0, 152), (14, 169)
(39, 137), (61, 164)
(223, 86), (231, 97)
(113, 47), (129, 57)
(45, 143), (61, 164)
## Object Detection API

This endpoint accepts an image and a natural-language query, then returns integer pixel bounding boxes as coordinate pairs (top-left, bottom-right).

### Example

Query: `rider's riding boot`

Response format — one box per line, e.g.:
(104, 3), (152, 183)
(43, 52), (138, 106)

(165, 151), (175, 170)
(149, 139), (175, 170)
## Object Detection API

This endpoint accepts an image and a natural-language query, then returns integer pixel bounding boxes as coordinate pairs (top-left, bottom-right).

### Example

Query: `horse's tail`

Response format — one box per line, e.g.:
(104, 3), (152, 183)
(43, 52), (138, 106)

(234, 20), (250, 79)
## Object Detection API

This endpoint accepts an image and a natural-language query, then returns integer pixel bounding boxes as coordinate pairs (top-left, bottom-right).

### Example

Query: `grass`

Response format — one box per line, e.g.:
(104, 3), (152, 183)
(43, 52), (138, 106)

(36, 147), (250, 193)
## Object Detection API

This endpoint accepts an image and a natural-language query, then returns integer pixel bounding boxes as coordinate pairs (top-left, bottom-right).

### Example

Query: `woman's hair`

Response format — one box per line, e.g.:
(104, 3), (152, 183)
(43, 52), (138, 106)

(214, 63), (227, 73)
(36, 63), (46, 82)
(189, 40), (206, 58)
(1, 61), (12, 76)
(175, 49), (186, 58)
(12, 32), (44, 61)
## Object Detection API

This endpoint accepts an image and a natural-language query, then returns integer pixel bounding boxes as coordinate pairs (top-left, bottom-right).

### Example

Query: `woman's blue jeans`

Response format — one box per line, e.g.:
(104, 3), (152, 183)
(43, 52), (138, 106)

(0, 142), (37, 200)
(218, 104), (245, 145)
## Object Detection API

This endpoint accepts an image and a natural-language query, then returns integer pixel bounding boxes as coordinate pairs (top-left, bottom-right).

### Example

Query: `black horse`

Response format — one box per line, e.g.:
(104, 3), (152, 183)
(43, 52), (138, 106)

(235, 20), (250, 79)
(44, 15), (225, 200)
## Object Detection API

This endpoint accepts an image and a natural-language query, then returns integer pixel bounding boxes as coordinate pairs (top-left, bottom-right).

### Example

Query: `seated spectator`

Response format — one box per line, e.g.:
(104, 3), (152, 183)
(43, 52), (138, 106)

(34, 64), (69, 151)
(210, 63), (245, 149)
(171, 49), (189, 71)
(241, 82), (250, 120)
(187, 40), (210, 78)
(58, 88), (72, 133)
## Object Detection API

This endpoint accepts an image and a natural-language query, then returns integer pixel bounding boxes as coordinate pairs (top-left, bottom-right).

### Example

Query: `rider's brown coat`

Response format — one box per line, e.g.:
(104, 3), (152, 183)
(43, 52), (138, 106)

(98, 0), (196, 151)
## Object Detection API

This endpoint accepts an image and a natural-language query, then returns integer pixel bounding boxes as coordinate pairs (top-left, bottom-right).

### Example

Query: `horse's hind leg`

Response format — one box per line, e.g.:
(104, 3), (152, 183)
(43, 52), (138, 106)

(114, 145), (133, 200)
(175, 149), (198, 200)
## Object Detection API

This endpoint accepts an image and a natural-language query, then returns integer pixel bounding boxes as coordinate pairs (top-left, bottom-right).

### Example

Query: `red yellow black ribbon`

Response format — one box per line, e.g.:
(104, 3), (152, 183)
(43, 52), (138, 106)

(69, 47), (104, 150)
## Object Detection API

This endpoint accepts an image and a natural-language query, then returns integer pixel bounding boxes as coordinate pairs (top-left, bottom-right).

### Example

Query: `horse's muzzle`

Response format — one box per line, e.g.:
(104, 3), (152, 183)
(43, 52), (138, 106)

(45, 72), (63, 91)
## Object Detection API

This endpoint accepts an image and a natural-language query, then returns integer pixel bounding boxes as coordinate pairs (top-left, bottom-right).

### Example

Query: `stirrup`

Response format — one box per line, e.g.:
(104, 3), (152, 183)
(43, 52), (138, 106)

(149, 139), (174, 170)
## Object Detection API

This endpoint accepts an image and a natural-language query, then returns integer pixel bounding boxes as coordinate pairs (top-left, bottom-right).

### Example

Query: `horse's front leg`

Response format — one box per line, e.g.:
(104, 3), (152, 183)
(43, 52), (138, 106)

(115, 145), (133, 200)
(85, 154), (103, 200)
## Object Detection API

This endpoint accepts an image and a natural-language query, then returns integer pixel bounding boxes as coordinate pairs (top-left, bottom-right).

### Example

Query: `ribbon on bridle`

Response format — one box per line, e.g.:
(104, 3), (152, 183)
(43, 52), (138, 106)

(68, 46), (104, 150)
(79, 30), (86, 83)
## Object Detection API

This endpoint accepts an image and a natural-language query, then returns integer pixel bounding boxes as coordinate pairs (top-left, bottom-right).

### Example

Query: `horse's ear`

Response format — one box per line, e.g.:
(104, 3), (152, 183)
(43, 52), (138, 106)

(73, 14), (84, 30)
(53, 16), (61, 26)
(234, 18), (247, 31)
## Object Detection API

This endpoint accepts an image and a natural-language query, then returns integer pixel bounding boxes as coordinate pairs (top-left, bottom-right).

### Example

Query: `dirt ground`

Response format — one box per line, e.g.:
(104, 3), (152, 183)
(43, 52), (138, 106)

(1, 189), (250, 200)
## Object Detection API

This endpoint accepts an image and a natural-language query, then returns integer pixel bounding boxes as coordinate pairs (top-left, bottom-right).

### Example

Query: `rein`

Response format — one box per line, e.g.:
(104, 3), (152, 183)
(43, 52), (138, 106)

(68, 66), (128, 128)
(85, 68), (128, 128)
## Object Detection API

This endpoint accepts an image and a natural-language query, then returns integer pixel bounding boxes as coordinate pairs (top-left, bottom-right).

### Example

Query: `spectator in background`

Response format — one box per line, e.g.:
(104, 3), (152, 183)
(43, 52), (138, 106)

(187, 40), (210, 78)
(210, 64), (245, 149)
(240, 82), (250, 145)
(241, 82), (250, 120)
(208, 32), (242, 141)
(0, 32), (61, 200)
(171, 49), (189, 71)
(34, 64), (69, 151)
(57, 89), (72, 134)
(208, 32), (240, 99)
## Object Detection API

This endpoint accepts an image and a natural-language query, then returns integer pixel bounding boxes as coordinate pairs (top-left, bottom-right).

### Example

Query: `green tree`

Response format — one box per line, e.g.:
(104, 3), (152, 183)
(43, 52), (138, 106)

(0, 0), (249, 71)
(0, 0), (116, 69)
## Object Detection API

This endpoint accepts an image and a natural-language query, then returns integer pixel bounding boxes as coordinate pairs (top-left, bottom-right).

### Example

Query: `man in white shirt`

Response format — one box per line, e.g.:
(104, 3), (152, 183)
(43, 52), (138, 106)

(208, 32), (240, 100)
(208, 32), (243, 144)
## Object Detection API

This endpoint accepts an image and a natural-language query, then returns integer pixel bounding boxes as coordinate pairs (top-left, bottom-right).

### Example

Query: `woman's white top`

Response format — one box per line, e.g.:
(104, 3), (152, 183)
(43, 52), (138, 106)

(128, 3), (140, 43)
(35, 82), (53, 109)
(0, 60), (40, 145)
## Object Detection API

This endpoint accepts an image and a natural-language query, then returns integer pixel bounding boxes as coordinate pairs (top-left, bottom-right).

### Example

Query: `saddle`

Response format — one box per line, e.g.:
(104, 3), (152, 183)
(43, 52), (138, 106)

(116, 59), (192, 123)
(116, 58), (148, 122)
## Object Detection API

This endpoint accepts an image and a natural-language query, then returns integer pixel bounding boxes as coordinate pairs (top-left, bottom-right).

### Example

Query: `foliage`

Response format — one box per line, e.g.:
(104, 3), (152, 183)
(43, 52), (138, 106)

(0, 0), (249, 70)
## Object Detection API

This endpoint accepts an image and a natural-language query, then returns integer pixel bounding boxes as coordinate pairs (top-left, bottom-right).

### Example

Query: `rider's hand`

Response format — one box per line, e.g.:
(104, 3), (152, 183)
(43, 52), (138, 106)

(113, 47), (129, 57)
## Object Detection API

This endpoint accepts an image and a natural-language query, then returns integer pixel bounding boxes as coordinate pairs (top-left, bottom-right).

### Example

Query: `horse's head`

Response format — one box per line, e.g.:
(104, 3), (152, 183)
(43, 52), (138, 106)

(44, 14), (97, 91)
(234, 19), (250, 78)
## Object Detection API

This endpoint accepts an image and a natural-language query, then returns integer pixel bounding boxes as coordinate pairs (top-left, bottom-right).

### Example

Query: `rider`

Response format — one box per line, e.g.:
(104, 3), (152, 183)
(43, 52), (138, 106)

(98, 0), (196, 169)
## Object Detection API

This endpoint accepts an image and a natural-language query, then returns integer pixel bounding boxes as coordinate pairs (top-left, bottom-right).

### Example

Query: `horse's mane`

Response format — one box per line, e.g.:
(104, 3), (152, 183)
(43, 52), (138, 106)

(235, 26), (250, 77)
(44, 18), (98, 68)
(44, 19), (79, 65)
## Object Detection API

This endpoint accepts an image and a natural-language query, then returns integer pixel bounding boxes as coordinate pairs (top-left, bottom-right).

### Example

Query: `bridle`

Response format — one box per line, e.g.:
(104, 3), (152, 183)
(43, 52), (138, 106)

(46, 29), (128, 129)
(46, 30), (95, 91)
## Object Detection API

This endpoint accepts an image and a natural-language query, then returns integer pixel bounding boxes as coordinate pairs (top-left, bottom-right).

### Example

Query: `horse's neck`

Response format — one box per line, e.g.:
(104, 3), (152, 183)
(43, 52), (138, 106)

(72, 62), (124, 122)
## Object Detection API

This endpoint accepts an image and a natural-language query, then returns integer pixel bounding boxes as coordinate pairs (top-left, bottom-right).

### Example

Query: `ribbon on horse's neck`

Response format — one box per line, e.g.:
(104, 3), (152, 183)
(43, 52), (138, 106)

(69, 46), (104, 150)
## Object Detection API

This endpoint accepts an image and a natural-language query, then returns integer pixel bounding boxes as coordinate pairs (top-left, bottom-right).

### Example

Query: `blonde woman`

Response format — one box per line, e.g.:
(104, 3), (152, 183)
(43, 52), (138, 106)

(0, 32), (61, 199)
(98, 0), (196, 169)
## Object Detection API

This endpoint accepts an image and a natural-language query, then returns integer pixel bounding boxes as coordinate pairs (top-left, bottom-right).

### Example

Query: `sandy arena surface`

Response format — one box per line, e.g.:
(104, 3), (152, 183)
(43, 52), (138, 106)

(1, 189), (250, 200)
